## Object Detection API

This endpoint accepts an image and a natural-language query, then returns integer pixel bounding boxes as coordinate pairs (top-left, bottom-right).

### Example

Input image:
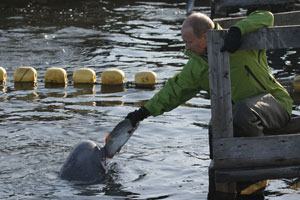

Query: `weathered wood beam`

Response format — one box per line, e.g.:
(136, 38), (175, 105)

(213, 26), (300, 50)
(240, 25), (300, 50)
(207, 30), (233, 138)
(213, 134), (300, 169)
(215, 0), (295, 7)
(215, 165), (300, 182)
(214, 10), (300, 28)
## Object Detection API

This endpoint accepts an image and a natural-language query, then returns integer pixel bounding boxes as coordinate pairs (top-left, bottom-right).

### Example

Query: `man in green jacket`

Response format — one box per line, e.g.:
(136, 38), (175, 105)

(125, 10), (293, 199)
(126, 10), (292, 137)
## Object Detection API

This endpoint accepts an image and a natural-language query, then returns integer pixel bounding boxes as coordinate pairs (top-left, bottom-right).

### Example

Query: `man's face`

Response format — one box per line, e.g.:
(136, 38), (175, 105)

(181, 25), (206, 56)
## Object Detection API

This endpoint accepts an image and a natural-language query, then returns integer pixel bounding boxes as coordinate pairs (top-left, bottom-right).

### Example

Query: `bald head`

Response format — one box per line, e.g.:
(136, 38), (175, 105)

(182, 13), (215, 38)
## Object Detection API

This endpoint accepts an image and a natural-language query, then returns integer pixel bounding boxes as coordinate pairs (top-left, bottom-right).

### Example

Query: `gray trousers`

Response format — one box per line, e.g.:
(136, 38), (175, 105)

(208, 93), (290, 158)
(232, 93), (290, 137)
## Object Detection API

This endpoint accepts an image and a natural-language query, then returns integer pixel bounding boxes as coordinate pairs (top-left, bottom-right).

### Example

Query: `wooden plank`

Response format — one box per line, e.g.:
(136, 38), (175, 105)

(213, 134), (300, 169)
(215, 0), (295, 7)
(213, 26), (300, 50)
(273, 10), (300, 26)
(214, 10), (300, 28)
(240, 25), (300, 50)
(207, 30), (233, 138)
(215, 165), (300, 182)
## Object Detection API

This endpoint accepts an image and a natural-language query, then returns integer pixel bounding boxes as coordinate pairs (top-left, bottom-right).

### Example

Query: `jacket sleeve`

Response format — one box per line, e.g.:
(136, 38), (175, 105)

(144, 52), (210, 116)
(234, 10), (274, 35)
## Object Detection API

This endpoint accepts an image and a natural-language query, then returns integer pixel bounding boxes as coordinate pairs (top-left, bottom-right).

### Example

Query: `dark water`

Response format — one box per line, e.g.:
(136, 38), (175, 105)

(0, 1), (299, 200)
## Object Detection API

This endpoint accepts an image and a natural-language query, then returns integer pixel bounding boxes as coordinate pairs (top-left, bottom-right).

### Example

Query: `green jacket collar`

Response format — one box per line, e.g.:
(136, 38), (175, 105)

(184, 50), (208, 62)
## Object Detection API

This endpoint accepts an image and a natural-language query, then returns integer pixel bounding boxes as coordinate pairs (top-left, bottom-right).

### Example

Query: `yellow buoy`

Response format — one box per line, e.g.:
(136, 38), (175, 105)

(14, 66), (37, 82)
(0, 67), (7, 82)
(73, 68), (96, 84)
(294, 75), (300, 93)
(45, 67), (67, 84)
(135, 71), (157, 88)
(101, 68), (125, 85)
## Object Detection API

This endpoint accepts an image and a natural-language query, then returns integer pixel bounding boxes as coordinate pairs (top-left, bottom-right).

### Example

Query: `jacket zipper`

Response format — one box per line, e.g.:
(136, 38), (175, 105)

(244, 65), (267, 90)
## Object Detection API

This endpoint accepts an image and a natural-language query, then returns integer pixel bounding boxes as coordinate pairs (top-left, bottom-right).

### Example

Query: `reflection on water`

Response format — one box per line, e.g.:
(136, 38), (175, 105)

(47, 91), (68, 98)
(13, 91), (39, 102)
(101, 85), (125, 94)
(0, 1), (299, 200)
(14, 82), (38, 90)
(45, 82), (67, 89)
(0, 83), (7, 93)
(73, 83), (96, 96)
(97, 100), (124, 107)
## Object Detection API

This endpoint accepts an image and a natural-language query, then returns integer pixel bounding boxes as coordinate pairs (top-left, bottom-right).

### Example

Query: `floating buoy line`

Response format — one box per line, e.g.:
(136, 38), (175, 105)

(1, 66), (299, 95)
(0, 66), (168, 90)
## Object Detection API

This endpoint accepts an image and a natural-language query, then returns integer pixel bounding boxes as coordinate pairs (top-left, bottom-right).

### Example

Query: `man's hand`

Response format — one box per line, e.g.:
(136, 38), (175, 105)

(221, 26), (242, 53)
(125, 106), (150, 127)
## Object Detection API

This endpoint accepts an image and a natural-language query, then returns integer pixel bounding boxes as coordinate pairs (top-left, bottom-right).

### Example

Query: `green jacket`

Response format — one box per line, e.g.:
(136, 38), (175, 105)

(144, 11), (293, 116)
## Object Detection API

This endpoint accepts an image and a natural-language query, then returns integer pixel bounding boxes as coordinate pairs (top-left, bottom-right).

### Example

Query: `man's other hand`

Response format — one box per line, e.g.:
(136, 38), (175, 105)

(221, 26), (242, 53)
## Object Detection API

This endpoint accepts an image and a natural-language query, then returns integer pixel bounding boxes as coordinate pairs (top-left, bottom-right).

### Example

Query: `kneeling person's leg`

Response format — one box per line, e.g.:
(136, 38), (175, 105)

(233, 93), (290, 137)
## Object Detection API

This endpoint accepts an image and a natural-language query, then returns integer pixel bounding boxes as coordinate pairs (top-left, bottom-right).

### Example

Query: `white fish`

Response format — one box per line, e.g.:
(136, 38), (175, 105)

(104, 119), (139, 158)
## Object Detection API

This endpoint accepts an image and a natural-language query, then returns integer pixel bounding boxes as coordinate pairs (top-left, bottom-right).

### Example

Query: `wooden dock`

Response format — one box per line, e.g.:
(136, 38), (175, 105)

(210, 0), (299, 18)
(207, 8), (300, 197)
(214, 10), (300, 28)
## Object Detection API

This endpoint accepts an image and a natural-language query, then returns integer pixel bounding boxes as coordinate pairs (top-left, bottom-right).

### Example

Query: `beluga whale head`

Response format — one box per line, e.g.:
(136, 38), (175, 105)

(59, 119), (138, 184)
(59, 140), (106, 185)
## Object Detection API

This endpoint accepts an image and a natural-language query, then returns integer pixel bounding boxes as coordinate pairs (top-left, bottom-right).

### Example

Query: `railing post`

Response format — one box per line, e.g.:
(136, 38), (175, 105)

(207, 30), (233, 139)
(207, 29), (236, 195)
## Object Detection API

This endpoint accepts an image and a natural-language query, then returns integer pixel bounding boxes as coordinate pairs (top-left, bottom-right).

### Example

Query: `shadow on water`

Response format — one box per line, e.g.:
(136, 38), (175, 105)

(64, 162), (172, 199)
(66, 166), (140, 198)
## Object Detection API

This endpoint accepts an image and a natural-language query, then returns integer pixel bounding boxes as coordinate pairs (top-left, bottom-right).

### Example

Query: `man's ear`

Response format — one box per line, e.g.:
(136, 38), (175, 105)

(201, 33), (207, 44)
(202, 33), (208, 48)
(202, 33), (207, 40)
